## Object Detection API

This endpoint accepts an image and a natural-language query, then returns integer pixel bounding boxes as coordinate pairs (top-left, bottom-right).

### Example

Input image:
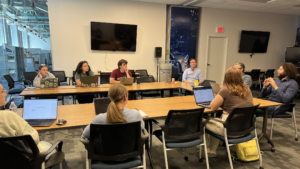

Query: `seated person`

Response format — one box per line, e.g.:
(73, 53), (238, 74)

(33, 64), (55, 87)
(256, 62), (298, 117)
(234, 62), (252, 87)
(74, 61), (95, 104)
(82, 83), (144, 139)
(182, 58), (203, 85)
(204, 67), (253, 157)
(0, 83), (55, 161)
(110, 59), (132, 84)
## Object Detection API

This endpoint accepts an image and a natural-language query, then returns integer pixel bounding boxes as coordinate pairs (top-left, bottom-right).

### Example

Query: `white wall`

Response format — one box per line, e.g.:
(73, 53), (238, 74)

(29, 35), (51, 50)
(48, 0), (166, 77)
(197, 8), (298, 78)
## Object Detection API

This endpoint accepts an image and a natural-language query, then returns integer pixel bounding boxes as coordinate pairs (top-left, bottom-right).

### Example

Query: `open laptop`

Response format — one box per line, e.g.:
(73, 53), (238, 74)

(23, 99), (58, 126)
(193, 87), (215, 108)
(40, 78), (59, 88)
(120, 77), (134, 85)
(210, 82), (221, 94)
(80, 76), (98, 85)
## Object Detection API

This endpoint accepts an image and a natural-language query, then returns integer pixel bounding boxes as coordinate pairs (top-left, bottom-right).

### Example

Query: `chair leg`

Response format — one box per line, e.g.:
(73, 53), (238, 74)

(254, 128), (263, 168)
(203, 131), (209, 169)
(270, 118), (274, 140)
(41, 162), (45, 169)
(143, 144), (146, 168)
(224, 128), (233, 169)
(293, 107), (298, 141)
(162, 131), (169, 169)
(59, 162), (63, 169)
(86, 150), (90, 169)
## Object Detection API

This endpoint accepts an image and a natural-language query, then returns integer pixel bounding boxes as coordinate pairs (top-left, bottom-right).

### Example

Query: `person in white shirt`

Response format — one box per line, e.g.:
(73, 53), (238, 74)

(182, 58), (204, 85)
(33, 64), (55, 87)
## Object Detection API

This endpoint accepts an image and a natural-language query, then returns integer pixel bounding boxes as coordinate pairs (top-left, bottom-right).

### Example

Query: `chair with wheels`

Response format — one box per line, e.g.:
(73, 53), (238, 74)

(0, 135), (65, 169)
(93, 98), (111, 115)
(3, 74), (25, 102)
(80, 122), (148, 169)
(23, 72), (37, 86)
(205, 105), (263, 169)
(153, 108), (209, 169)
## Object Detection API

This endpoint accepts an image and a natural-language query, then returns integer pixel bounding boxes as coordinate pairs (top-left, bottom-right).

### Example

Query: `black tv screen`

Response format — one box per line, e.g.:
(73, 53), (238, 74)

(91, 22), (137, 51)
(285, 47), (300, 63)
(238, 30), (270, 53)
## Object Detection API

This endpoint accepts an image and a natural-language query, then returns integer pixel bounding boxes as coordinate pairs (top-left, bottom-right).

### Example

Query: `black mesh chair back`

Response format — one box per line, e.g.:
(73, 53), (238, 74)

(129, 70), (136, 77)
(93, 98), (111, 115)
(163, 108), (205, 140)
(23, 72), (37, 85)
(50, 71), (67, 83)
(100, 73), (111, 84)
(224, 104), (260, 137)
(250, 69), (261, 80)
(172, 69), (182, 81)
(265, 69), (275, 78)
(0, 135), (39, 169)
(136, 69), (148, 77)
(140, 76), (155, 83)
(4, 74), (15, 89)
(202, 80), (216, 87)
(88, 122), (143, 161)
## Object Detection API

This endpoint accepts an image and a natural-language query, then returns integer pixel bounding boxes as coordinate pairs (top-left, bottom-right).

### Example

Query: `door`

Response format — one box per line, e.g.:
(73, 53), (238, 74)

(206, 36), (228, 85)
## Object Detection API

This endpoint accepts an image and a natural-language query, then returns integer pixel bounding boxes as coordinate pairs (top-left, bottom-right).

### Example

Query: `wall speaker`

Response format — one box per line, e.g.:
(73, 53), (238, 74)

(155, 47), (162, 58)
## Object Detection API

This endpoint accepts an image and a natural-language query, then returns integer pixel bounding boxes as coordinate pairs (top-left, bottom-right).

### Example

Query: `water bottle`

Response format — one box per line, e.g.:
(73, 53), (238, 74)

(9, 102), (17, 113)
(168, 74), (171, 83)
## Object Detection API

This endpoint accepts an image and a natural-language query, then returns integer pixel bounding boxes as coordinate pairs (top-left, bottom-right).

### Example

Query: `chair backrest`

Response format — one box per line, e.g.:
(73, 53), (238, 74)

(129, 70), (135, 77)
(50, 71), (67, 83)
(23, 72), (37, 85)
(87, 122), (143, 161)
(72, 71), (76, 84)
(265, 69), (275, 78)
(93, 98), (111, 115)
(3, 74), (15, 89)
(140, 76), (155, 83)
(0, 135), (40, 169)
(224, 104), (260, 137)
(135, 69), (148, 77)
(100, 73), (111, 84)
(163, 108), (205, 140)
(202, 80), (216, 87)
(250, 69), (261, 80)
(172, 69), (182, 81)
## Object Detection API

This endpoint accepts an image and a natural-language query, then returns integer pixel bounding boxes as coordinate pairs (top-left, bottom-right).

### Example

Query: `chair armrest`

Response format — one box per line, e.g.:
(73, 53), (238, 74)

(23, 80), (33, 86)
(151, 119), (165, 129)
(39, 141), (63, 159)
(141, 129), (149, 143)
(80, 136), (91, 150)
(271, 102), (295, 118)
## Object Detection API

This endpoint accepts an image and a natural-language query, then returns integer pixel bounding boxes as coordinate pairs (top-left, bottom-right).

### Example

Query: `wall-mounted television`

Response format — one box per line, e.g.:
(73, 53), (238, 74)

(238, 30), (270, 53)
(285, 47), (300, 63)
(91, 22), (137, 51)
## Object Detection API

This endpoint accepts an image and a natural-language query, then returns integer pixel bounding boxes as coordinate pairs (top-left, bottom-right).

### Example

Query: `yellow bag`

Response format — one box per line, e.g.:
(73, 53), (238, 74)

(234, 140), (263, 162)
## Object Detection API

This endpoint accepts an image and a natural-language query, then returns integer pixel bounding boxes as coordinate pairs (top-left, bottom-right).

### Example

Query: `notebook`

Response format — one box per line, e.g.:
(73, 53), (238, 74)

(40, 78), (59, 88)
(23, 99), (58, 126)
(193, 87), (215, 108)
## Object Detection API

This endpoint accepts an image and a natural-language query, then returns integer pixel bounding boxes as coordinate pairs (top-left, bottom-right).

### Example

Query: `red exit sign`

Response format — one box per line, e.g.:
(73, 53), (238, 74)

(217, 27), (223, 33)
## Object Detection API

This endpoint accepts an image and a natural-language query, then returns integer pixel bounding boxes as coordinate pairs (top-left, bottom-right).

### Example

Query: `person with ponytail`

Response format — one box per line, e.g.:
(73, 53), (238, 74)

(203, 67), (254, 158)
(82, 84), (144, 139)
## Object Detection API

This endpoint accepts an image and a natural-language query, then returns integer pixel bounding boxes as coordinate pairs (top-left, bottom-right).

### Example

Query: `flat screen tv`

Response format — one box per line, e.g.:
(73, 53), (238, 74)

(91, 22), (137, 51)
(285, 47), (300, 63)
(238, 30), (270, 53)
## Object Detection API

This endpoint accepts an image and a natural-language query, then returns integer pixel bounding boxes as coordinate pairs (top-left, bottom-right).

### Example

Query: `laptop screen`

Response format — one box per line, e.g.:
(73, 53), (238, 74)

(193, 87), (215, 103)
(23, 99), (58, 120)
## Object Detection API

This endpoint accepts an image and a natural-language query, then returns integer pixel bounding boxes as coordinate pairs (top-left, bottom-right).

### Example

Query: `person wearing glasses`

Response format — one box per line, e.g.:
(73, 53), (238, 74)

(0, 84), (56, 161)
(234, 62), (252, 87)
(33, 64), (55, 87)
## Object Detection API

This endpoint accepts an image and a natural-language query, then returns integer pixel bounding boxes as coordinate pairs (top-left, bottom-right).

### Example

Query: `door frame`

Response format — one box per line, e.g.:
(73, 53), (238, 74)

(205, 35), (229, 83)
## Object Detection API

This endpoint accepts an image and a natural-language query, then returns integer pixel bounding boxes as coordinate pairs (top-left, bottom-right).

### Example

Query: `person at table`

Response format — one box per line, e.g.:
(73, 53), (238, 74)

(82, 83), (144, 139)
(256, 62), (298, 118)
(182, 58), (203, 85)
(74, 61), (95, 104)
(0, 83), (56, 161)
(234, 62), (252, 87)
(33, 64), (55, 87)
(110, 59), (132, 84)
(204, 67), (253, 158)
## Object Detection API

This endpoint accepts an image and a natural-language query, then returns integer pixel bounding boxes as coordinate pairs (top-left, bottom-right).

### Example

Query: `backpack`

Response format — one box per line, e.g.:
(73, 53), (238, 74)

(231, 139), (263, 162)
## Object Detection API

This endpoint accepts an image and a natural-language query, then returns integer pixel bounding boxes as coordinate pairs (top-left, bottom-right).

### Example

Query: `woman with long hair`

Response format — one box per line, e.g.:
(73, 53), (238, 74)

(82, 84), (144, 139)
(204, 67), (253, 158)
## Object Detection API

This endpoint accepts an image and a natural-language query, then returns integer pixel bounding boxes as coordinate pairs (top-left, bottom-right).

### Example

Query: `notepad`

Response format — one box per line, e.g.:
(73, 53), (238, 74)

(139, 110), (148, 118)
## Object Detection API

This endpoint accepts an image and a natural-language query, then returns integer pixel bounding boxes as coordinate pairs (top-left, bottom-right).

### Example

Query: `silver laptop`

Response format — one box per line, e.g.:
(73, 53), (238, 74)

(193, 87), (215, 108)
(120, 77), (134, 85)
(210, 82), (221, 94)
(23, 99), (58, 126)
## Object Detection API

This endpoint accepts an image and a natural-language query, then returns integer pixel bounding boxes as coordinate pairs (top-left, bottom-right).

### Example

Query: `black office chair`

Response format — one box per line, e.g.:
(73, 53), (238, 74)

(201, 80), (216, 87)
(172, 68), (182, 81)
(3, 74), (25, 101)
(0, 135), (65, 169)
(250, 69), (261, 89)
(93, 98), (111, 115)
(139, 76), (161, 99)
(100, 73), (111, 84)
(80, 122), (148, 169)
(50, 71), (68, 86)
(205, 105), (263, 169)
(72, 71), (76, 85)
(153, 108), (209, 169)
(23, 72), (37, 86)
(260, 69), (275, 83)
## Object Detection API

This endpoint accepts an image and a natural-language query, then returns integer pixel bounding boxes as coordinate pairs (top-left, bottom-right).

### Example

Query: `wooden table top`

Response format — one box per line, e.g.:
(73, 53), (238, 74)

(94, 72), (140, 76)
(16, 96), (281, 130)
(20, 82), (194, 96)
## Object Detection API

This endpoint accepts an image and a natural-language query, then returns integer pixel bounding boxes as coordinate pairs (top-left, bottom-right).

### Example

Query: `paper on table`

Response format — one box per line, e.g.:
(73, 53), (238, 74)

(139, 110), (148, 118)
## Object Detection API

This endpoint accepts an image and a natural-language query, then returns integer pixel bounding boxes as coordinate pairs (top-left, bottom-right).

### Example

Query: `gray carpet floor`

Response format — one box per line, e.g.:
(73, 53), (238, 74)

(33, 88), (300, 169)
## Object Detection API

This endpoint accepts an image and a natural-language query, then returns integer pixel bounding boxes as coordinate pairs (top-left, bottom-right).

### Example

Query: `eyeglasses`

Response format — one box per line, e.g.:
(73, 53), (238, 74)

(1, 90), (6, 94)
